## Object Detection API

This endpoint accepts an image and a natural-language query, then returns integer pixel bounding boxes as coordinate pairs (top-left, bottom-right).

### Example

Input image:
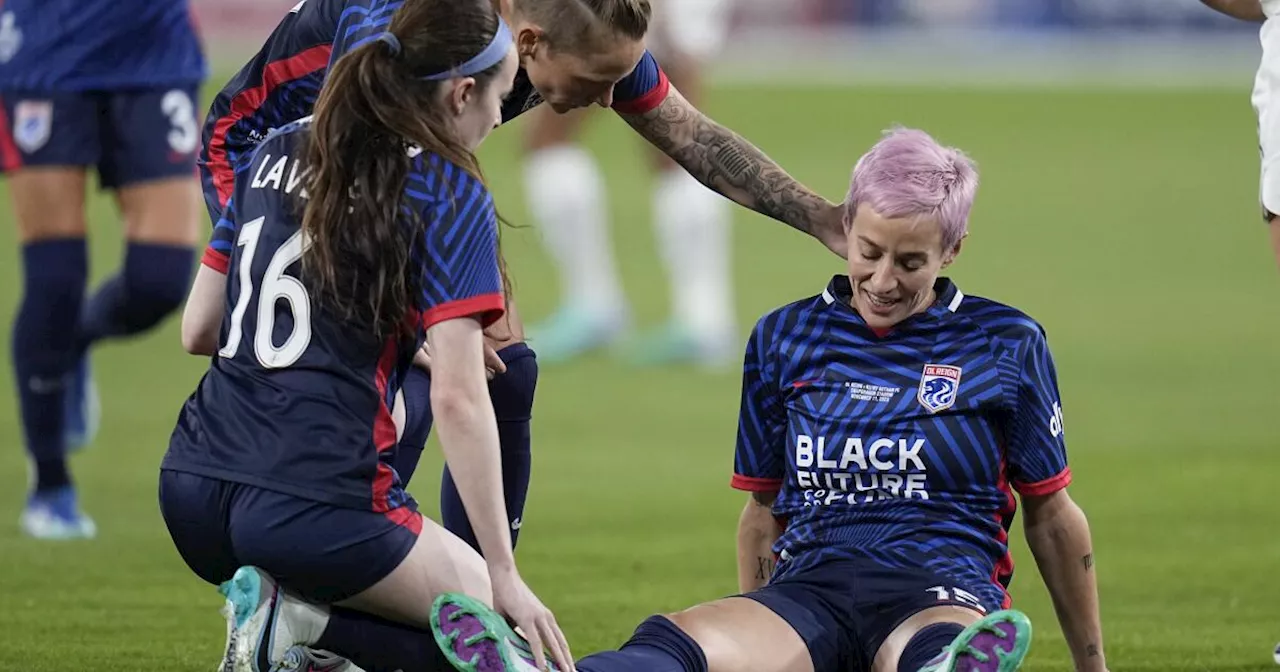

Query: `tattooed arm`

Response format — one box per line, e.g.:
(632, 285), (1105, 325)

(617, 86), (848, 257)
(737, 490), (784, 593)
(1024, 488), (1107, 672)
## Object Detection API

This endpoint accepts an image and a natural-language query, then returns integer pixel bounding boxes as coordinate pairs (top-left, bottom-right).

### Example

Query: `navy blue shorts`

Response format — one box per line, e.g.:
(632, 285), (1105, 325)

(158, 470), (422, 604)
(743, 553), (997, 672)
(0, 87), (200, 189)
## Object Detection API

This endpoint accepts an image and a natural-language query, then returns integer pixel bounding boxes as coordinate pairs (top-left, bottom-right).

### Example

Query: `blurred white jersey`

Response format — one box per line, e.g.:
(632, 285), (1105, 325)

(1255, 12), (1280, 215)
(647, 0), (735, 61)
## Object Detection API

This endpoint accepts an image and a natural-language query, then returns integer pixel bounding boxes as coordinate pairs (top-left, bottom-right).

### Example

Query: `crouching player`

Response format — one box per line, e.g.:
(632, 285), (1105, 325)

(430, 128), (1109, 672)
(161, 2), (573, 671)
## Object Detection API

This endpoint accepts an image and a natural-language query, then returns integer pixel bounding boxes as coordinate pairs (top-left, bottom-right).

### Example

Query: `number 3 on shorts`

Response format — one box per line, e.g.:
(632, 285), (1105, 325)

(926, 585), (987, 613)
(161, 89), (198, 155)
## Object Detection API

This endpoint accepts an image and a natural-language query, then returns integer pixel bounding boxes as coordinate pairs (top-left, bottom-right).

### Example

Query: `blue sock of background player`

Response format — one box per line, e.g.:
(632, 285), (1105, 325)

(78, 241), (194, 345)
(13, 240), (88, 497)
(395, 343), (536, 551)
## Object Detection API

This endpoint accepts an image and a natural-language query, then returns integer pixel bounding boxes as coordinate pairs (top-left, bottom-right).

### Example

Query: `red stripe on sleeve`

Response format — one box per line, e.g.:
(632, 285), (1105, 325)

(201, 247), (230, 274)
(612, 68), (670, 115)
(1013, 467), (1072, 497)
(421, 293), (505, 330)
(731, 474), (783, 493)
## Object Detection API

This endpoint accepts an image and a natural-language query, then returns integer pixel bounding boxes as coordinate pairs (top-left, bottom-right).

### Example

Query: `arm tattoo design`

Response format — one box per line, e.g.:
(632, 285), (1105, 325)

(1082, 553), (1094, 571)
(755, 556), (776, 581)
(621, 92), (827, 236)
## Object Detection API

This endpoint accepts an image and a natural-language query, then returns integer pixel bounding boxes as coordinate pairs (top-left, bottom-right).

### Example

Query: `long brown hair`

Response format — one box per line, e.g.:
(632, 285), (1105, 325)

(302, 0), (505, 340)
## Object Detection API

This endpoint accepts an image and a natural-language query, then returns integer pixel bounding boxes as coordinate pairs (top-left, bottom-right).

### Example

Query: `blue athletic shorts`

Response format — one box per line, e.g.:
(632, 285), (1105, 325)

(0, 87), (200, 189)
(159, 469), (422, 603)
(743, 552), (999, 672)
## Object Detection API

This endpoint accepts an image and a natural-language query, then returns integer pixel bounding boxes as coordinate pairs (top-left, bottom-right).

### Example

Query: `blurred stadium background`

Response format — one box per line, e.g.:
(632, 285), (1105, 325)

(1, 0), (1278, 670)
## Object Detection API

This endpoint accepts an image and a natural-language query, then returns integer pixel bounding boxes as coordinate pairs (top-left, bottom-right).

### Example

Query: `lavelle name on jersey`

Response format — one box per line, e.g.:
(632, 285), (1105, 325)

(248, 152), (310, 198)
(794, 434), (930, 506)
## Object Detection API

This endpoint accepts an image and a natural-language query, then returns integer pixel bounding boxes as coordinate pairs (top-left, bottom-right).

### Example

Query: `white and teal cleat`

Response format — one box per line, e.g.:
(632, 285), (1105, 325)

(216, 566), (330, 672)
(916, 609), (1033, 672)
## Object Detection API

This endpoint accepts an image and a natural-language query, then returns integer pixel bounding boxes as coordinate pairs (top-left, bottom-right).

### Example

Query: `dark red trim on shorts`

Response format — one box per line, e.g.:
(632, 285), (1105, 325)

(991, 450), (1016, 609)
(384, 506), (424, 535)
(612, 68), (670, 116)
(206, 44), (332, 207)
(0, 97), (25, 171)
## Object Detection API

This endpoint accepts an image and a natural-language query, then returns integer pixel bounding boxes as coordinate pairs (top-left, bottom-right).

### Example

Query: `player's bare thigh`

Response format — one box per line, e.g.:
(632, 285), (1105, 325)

(115, 175), (202, 246)
(664, 597), (814, 672)
(336, 515), (492, 627)
(9, 167), (88, 242)
(870, 605), (984, 672)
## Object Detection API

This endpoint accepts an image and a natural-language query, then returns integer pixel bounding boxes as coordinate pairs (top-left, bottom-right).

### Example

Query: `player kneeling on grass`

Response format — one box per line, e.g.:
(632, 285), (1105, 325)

(430, 127), (1109, 672)
(158, 2), (573, 672)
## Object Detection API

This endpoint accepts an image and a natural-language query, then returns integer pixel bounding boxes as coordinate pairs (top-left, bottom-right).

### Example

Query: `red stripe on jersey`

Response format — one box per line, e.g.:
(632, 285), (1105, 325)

(384, 505), (424, 535)
(201, 247), (230, 274)
(991, 450), (1016, 609)
(0, 97), (25, 171)
(731, 474), (784, 493)
(421, 293), (505, 330)
(1014, 467), (1072, 497)
(206, 44), (332, 207)
(369, 337), (400, 512)
(611, 67), (670, 115)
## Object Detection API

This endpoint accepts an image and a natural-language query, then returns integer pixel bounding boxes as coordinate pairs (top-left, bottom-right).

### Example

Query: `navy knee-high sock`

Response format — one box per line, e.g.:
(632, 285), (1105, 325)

(78, 241), (194, 348)
(393, 366), (433, 487)
(314, 607), (450, 672)
(440, 343), (536, 552)
(12, 240), (88, 491)
(898, 623), (965, 672)
(577, 616), (708, 672)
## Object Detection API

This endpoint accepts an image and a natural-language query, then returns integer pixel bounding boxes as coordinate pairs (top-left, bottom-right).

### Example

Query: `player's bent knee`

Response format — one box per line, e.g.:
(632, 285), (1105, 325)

(117, 177), (203, 246)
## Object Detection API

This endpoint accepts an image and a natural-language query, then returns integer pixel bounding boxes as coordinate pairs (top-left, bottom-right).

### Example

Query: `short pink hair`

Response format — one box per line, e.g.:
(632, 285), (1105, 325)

(846, 127), (978, 250)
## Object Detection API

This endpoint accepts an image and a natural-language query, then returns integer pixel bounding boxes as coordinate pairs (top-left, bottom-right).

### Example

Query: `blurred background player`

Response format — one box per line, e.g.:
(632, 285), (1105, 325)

(430, 127), (1107, 672)
(0, 0), (206, 539)
(164, 3), (573, 670)
(523, 0), (739, 367)
(1198, 0), (1280, 269)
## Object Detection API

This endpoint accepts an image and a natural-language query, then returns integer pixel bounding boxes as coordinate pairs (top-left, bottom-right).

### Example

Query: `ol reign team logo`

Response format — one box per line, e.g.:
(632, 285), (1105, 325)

(917, 364), (962, 414)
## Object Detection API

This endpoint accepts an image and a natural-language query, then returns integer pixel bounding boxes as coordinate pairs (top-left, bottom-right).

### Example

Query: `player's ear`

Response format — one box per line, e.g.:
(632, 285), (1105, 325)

(941, 235), (966, 268)
(515, 25), (542, 59)
(449, 78), (477, 116)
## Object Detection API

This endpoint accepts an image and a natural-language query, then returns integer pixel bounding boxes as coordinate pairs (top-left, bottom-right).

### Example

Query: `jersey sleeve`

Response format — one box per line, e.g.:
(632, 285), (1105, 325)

(1005, 327), (1071, 496)
(413, 165), (506, 330)
(731, 317), (787, 493)
(611, 50), (671, 115)
(201, 196), (238, 274)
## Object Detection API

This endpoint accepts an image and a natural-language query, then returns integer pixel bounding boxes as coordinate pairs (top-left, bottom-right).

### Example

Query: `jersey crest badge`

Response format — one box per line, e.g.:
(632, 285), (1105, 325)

(917, 364), (962, 414)
(14, 100), (51, 154)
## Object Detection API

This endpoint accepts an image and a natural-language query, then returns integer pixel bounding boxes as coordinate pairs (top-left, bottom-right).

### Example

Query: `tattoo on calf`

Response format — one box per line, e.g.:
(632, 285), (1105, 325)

(1087, 644), (1100, 657)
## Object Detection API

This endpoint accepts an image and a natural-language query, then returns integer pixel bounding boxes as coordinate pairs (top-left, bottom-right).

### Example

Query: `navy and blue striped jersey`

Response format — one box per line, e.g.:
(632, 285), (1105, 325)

(733, 275), (1071, 610)
(164, 118), (505, 515)
(0, 0), (206, 92)
(198, 0), (669, 249)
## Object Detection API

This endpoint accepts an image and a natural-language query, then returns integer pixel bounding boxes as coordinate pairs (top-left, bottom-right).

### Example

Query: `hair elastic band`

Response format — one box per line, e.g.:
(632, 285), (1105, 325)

(375, 32), (402, 56)
(420, 16), (513, 81)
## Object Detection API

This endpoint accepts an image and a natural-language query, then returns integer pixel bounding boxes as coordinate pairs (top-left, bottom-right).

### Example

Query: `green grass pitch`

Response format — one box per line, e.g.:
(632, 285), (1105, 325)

(0, 82), (1277, 671)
